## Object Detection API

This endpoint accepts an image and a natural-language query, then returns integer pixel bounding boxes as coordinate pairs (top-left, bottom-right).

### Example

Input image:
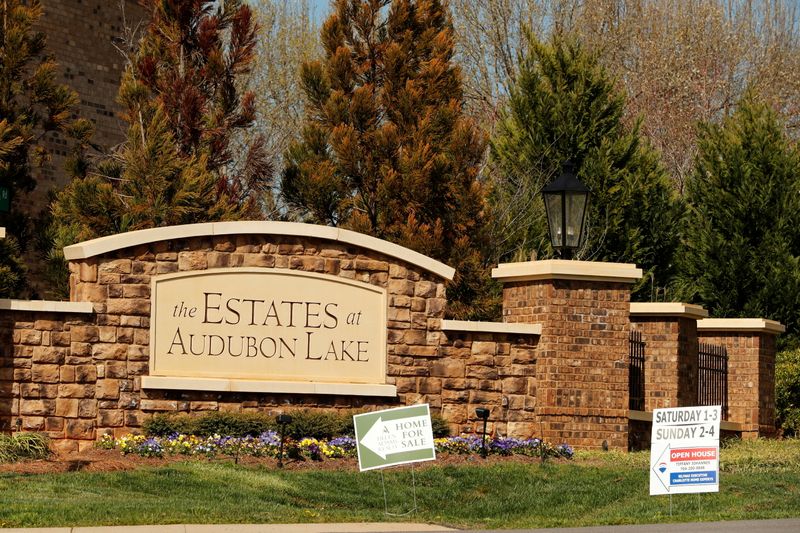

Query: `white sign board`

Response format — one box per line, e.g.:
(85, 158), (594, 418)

(650, 406), (721, 495)
(354, 404), (436, 471)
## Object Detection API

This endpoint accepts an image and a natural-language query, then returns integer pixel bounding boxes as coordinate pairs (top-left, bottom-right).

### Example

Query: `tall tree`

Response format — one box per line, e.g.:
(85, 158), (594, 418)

(246, 0), (320, 216)
(0, 0), (88, 296)
(675, 90), (800, 341)
(53, 0), (269, 242)
(450, 1), (800, 191)
(282, 0), (491, 318)
(490, 32), (680, 297)
(576, 0), (800, 192)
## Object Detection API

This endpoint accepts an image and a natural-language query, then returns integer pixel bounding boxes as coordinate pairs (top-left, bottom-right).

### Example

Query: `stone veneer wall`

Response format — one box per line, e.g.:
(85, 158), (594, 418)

(502, 279), (631, 450)
(436, 331), (538, 437)
(0, 311), (98, 441)
(0, 232), (540, 451)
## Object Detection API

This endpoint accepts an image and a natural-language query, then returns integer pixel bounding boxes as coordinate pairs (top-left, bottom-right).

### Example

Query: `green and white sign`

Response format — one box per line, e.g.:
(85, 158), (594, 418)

(354, 404), (436, 471)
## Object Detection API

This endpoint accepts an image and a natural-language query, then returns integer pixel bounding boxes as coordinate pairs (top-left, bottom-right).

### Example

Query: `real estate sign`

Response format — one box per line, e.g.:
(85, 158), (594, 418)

(354, 404), (436, 471)
(650, 405), (721, 495)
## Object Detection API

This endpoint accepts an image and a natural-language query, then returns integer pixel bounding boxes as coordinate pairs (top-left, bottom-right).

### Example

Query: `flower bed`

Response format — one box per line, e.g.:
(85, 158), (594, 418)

(99, 432), (573, 461)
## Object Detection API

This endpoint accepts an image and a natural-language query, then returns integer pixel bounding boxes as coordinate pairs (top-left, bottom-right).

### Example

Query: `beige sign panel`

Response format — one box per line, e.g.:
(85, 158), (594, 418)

(150, 268), (387, 384)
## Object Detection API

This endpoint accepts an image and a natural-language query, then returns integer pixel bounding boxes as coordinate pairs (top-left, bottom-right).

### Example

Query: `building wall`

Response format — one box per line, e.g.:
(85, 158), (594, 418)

(27, 0), (145, 215)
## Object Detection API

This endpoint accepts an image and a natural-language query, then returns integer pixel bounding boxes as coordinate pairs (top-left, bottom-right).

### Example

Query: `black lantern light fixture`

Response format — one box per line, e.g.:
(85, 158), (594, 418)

(276, 413), (292, 468)
(475, 407), (490, 458)
(542, 161), (590, 259)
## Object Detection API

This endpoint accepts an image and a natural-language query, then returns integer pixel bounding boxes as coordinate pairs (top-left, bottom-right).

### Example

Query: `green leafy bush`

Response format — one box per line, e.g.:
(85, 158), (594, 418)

(0, 433), (51, 462)
(192, 412), (274, 437)
(281, 410), (353, 440)
(144, 410), (357, 439)
(776, 349), (800, 437)
(431, 414), (451, 438)
(144, 412), (273, 437)
(143, 409), (452, 440)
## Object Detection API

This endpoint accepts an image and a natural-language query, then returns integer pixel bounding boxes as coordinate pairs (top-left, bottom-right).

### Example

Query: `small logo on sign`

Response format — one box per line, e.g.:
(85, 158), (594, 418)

(658, 462), (667, 473)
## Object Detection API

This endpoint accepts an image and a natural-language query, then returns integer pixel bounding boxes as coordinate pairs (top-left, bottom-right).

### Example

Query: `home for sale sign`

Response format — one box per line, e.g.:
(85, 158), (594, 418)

(650, 405), (721, 495)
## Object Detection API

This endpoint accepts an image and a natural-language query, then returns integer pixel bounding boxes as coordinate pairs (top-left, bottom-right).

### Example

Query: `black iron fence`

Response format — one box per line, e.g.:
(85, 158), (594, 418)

(698, 342), (728, 419)
(629, 330), (645, 411)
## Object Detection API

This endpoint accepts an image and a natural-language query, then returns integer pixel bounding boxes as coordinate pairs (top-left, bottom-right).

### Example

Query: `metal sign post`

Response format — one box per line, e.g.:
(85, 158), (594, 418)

(354, 404), (436, 516)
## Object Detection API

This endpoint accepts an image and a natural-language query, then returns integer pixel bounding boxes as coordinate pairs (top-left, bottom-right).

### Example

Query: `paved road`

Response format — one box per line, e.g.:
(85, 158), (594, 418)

(3, 519), (800, 533)
(468, 518), (800, 533)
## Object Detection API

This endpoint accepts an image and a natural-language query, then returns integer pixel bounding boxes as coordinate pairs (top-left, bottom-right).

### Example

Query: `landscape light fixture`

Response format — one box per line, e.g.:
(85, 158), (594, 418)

(276, 413), (292, 468)
(542, 160), (590, 259)
(475, 407), (490, 458)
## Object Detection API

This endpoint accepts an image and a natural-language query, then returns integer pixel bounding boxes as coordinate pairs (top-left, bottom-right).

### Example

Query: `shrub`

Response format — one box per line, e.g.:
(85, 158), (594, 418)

(430, 414), (451, 438)
(192, 412), (274, 438)
(142, 414), (198, 437)
(143, 410), (357, 440)
(282, 410), (353, 440)
(144, 412), (275, 438)
(776, 349), (800, 437)
(0, 433), (51, 462)
(142, 409), (451, 441)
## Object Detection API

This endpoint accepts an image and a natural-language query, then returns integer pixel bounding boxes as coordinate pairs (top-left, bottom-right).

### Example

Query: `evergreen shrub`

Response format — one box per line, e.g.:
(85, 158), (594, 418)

(143, 410), (452, 439)
(776, 349), (800, 437)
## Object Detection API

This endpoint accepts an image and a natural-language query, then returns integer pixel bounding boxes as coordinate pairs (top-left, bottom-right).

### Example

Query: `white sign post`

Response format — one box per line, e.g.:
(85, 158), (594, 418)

(650, 405), (721, 496)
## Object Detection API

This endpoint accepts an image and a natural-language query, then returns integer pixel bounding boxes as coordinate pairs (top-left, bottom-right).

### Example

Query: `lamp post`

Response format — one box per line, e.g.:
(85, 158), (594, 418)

(542, 161), (590, 259)
(276, 413), (292, 468)
(475, 407), (490, 458)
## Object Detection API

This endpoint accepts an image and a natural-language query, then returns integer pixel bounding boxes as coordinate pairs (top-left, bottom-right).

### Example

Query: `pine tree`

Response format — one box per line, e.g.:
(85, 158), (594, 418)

(0, 0), (88, 297)
(489, 32), (680, 297)
(675, 90), (800, 341)
(282, 0), (491, 318)
(53, 0), (269, 242)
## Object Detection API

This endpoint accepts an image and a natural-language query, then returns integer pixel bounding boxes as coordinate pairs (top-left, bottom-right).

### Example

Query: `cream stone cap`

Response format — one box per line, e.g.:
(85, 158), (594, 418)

(697, 318), (785, 334)
(491, 259), (642, 284)
(630, 302), (708, 319)
(141, 376), (397, 397)
(441, 320), (541, 336)
(62, 221), (455, 280)
(0, 299), (94, 313)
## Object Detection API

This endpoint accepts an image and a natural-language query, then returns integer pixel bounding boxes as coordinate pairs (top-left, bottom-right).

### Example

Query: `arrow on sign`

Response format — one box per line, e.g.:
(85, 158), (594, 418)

(652, 444), (671, 493)
(359, 415), (432, 460)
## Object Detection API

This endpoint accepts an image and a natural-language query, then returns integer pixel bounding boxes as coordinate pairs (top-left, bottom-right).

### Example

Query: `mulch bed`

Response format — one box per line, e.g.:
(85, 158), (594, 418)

(0, 448), (552, 475)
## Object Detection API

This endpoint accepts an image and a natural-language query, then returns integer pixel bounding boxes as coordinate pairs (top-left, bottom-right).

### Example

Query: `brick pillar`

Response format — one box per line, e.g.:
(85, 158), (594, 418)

(493, 260), (642, 450)
(697, 318), (784, 438)
(630, 303), (708, 411)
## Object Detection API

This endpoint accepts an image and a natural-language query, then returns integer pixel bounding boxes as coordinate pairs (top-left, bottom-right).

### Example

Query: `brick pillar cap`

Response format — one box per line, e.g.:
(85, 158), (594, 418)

(630, 302), (708, 319)
(697, 318), (785, 334)
(491, 259), (642, 284)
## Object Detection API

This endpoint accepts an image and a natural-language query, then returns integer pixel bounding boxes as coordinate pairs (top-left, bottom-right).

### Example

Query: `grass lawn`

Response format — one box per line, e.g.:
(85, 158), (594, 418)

(0, 439), (798, 529)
